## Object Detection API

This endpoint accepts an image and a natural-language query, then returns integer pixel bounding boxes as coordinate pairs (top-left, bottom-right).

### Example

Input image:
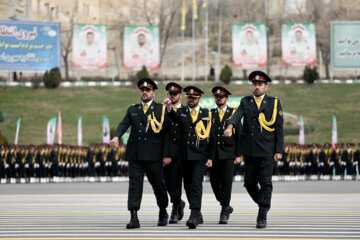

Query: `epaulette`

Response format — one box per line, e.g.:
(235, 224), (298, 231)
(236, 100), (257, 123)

(129, 103), (138, 108)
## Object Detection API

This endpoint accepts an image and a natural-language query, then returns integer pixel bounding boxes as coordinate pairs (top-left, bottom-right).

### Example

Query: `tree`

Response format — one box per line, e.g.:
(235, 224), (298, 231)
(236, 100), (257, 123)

(61, 5), (78, 81)
(220, 64), (233, 84)
(130, 0), (182, 67)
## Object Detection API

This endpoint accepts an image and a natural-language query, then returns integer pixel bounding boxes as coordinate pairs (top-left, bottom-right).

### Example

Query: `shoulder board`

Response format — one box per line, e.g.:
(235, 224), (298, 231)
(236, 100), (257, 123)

(244, 95), (253, 100)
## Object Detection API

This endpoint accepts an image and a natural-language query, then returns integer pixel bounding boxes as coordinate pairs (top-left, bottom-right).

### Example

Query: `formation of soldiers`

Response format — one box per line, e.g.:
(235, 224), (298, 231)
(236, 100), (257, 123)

(2, 142), (358, 183)
(276, 142), (360, 179)
(0, 144), (128, 183)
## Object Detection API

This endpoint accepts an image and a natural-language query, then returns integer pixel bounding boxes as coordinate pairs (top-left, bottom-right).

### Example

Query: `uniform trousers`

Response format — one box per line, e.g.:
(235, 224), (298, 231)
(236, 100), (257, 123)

(128, 160), (168, 210)
(244, 156), (274, 207)
(182, 159), (206, 210)
(210, 159), (234, 207)
(163, 156), (183, 204)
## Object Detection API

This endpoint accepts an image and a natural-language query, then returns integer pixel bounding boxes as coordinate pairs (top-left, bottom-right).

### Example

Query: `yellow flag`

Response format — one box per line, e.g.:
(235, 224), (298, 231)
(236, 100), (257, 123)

(192, 0), (198, 20)
(181, 0), (187, 31)
(202, 0), (207, 8)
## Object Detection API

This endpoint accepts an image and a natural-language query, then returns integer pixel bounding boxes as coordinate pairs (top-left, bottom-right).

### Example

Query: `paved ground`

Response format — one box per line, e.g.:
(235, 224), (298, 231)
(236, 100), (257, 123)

(0, 181), (359, 239)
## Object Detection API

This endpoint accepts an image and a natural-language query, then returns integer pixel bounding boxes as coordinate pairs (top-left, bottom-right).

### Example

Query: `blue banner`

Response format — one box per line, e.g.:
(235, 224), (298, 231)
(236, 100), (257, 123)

(0, 19), (61, 71)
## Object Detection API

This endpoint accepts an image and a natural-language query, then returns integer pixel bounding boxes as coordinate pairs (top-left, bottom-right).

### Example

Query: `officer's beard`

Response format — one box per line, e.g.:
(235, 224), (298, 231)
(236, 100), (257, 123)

(216, 103), (225, 109)
(141, 95), (152, 103)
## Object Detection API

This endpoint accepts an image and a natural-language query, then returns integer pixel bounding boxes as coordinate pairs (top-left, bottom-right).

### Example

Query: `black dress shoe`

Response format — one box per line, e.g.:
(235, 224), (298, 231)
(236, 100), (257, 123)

(126, 210), (140, 229)
(256, 206), (270, 229)
(186, 210), (199, 229)
(157, 208), (168, 226)
(196, 211), (203, 224)
(169, 203), (179, 224)
(178, 200), (185, 221)
(219, 205), (233, 224)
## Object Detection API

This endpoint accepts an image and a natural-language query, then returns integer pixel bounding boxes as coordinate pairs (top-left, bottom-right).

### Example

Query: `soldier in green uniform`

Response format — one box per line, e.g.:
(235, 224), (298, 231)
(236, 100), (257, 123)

(210, 86), (242, 224)
(164, 86), (215, 229)
(163, 82), (186, 224)
(110, 78), (171, 229)
(224, 71), (284, 229)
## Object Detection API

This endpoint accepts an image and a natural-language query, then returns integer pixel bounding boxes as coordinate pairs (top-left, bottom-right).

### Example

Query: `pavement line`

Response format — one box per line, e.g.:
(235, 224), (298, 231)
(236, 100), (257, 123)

(1, 212), (360, 215)
(1, 230), (360, 234)
(1, 226), (359, 230)
(2, 237), (356, 240)
(0, 221), (359, 225)
(1, 234), (360, 238)
(2, 205), (360, 208)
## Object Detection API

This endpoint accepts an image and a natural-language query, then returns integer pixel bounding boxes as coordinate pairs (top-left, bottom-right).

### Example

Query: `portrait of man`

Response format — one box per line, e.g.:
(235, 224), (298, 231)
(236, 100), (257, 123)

(282, 23), (316, 66)
(232, 23), (267, 68)
(289, 27), (310, 59)
(124, 26), (160, 71)
(239, 30), (259, 60)
(131, 32), (153, 65)
(79, 31), (101, 60)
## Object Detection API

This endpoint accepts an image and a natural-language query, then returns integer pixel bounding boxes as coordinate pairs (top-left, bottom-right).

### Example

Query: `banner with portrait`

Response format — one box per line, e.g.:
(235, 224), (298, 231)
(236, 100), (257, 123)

(72, 23), (107, 69)
(123, 25), (160, 71)
(0, 19), (61, 71)
(232, 23), (267, 68)
(282, 23), (316, 66)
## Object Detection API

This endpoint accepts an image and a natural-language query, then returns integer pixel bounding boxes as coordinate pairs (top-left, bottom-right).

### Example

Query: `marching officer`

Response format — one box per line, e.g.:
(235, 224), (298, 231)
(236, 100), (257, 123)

(224, 71), (284, 229)
(164, 82), (186, 224)
(210, 86), (242, 224)
(164, 86), (215, 229)
(110, 78), (171, 229)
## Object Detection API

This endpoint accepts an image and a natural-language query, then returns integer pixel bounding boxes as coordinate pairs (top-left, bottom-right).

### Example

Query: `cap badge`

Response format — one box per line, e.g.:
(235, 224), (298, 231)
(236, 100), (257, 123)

(171, 86), (175, 90)
(255, 75), (260, 80)
(144, 82), (148, 87)
(190, 89), (194, 94)
(217, 89), (220, 94)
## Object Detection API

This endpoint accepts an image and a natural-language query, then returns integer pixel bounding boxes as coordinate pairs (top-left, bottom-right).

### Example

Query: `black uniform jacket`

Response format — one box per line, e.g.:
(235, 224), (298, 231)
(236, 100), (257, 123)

(168, 107), (215, 161)
(169, 104), (186, 158)
(228, 95), (284, 157)
(114, 101), (171, 161)
(211, 107), (242, 160)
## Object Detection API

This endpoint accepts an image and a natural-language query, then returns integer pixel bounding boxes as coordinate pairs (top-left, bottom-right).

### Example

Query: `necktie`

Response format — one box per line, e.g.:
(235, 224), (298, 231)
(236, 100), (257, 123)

(143, 103), (149, 114)
(219, 109), (225, 122)
(255, 97), (262, 110)
(173, 106), (177, 112)
(190, 109), (198, 123)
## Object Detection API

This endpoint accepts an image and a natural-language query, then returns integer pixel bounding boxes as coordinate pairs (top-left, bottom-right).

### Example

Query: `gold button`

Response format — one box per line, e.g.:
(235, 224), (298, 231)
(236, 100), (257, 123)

(176, 124), (178, 126)
(187, 141), (190, 144)
(138, 137), (141, 140)
(218, 134), (220, 137)
(192, 142), (194, 144)
(217, 142), (220, 144)
(190, 126), (192, 129)
(144, 138), (147, 141)
(139, 130), (142, 132)
(174, 131), (177, 133)
(173, 138), (176, 141)
(252, 126), (254, 128)
(172, 123), (174, 125)
(188, 134), (191, 136)
(140, 123), (142, 125)
(251, 133), (254, 136)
